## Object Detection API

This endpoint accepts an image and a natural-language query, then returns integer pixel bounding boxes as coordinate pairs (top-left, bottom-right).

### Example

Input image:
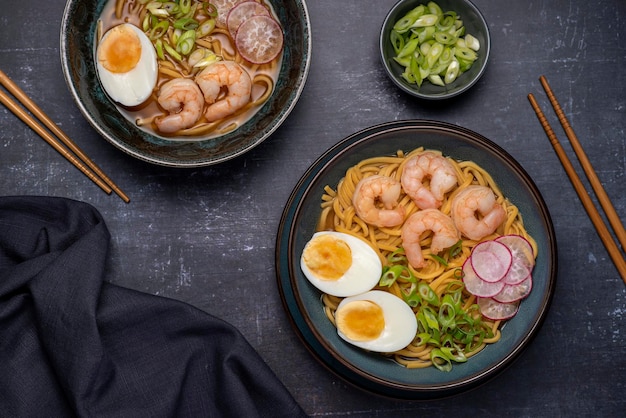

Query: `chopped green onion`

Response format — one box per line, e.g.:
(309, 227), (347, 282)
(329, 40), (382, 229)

(380, 264), (414, 287)
(163, 41), (182, 61)
(430, 253), (448, 266)
(397, 38), (420, 59)
(387, 247), (407, 264)
(179, 0), (192, 14)
(444, 60), (460, 84)
(455, 46), (478, 62)
(174, 17), (198, 30)
(393, 5), (426, 33)
(176, 29), (196, 55)
(390, 30), (405, 54)
(465, 34), (480, 51)
(388, 1), (481, 88)
(155, 39), (165, 60)
(162, 2), (178, 14)
(411, 14), (439, 28)
(418, 282), (439, 306)
(401, 283), (422, 307)
(431, 348), (452, 372)
(427, 1), (443, 16)
(203, 2), (218, 17)
(438, 295), (457, 330)
(149, 20), (170, 40)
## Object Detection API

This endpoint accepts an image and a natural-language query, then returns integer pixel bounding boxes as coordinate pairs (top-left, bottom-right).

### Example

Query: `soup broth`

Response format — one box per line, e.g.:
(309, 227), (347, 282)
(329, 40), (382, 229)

(96, 0), (282, 141)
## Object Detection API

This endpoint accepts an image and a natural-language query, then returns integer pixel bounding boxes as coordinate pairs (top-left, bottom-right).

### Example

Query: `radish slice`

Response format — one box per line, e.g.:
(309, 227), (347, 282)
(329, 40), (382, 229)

(477, 297), (520, 321)
(495, 234), (535, 267)
(470, 240), (512, 283)
(502, 258), (531, 285)
(227, 1), (270, 38)
(493, 274), (533, 303)
(213, 0), (246, 28)
(462, 259), (505, 298)
(235, 14), (284, 64)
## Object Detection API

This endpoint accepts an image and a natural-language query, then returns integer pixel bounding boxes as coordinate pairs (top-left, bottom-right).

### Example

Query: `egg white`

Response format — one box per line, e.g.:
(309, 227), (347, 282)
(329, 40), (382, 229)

(300, 231), (382, 297)
(96, 23), (158, 107)
(336, 290), (417, 353)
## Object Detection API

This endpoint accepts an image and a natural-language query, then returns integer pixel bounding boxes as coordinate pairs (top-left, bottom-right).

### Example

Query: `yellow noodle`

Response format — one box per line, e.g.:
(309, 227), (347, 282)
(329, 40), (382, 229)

(115, 0), (125, 19)
(252, 74), (274, 105)
(158, 66), (185, 79)
(316, 148), (536, 369)
(101, 0), (282, 139)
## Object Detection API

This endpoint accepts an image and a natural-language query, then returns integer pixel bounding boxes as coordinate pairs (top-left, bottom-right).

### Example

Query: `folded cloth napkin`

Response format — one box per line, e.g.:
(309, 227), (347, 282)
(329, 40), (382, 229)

(0, 196), (306, 417)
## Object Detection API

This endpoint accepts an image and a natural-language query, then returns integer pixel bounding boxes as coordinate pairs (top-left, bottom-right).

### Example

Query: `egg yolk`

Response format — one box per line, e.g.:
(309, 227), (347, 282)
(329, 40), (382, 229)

(98, 25), (142, 73)
(302, 235), (352, 280)
(335, 300), (385, 342)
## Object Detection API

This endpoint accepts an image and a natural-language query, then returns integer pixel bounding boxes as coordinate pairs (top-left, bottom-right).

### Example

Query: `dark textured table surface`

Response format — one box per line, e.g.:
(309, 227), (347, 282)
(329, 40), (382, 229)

(1, 0), (625, 416)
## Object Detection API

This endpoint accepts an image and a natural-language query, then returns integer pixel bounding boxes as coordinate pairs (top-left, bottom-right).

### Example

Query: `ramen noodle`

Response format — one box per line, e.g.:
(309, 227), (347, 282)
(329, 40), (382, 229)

(97, 0), (282, 140)
(316, 147), (537, 370)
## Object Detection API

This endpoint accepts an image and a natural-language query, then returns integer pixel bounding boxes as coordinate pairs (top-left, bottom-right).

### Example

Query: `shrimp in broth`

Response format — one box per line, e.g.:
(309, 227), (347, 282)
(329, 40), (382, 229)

(97, 0), (283, 140)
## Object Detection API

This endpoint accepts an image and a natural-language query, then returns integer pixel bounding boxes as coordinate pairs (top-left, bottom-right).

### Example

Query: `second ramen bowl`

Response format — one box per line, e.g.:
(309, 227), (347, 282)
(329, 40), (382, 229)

(379, 0), (490, 99)
(276, 120), (557, 399)
(60, 0), (311, 167)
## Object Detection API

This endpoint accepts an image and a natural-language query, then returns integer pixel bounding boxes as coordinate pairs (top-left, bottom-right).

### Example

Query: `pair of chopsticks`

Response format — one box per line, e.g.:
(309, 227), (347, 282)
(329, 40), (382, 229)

(528, 76), (626, 284)
(0, 69), (129, 203)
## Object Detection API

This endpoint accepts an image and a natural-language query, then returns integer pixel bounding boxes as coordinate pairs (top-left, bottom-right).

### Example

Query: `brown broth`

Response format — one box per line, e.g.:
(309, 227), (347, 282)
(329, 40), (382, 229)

(97, 0), (282, 141)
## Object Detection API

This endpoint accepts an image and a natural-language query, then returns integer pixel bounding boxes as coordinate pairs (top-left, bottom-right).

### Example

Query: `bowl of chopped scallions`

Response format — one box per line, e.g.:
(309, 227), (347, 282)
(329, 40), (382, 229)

(379, 0), (490, 100)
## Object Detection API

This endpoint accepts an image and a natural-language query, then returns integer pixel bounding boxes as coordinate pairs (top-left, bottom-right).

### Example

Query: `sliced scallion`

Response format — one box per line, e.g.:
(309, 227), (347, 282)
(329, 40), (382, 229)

(388, 1), (481, 88)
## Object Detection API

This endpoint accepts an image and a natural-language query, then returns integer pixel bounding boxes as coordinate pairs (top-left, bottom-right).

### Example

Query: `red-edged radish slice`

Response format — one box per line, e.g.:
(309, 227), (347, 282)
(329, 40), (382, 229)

(235, 14), (284, 64)
(213, 0), (246, 28)
(496, 235), (535, 284)
(227, 1), (270, 38)
(462, 259), (505, 298)
(496, 234), (535, 267)
(502, 258), (532, 285)
(477, 297), (520, 321)
(470, 240), (512, 283)
(493, 274), (533, 303)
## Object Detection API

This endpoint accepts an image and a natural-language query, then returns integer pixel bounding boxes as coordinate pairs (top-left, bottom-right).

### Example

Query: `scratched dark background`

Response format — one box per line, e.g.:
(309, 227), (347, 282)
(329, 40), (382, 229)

(1, 0), (625, 416)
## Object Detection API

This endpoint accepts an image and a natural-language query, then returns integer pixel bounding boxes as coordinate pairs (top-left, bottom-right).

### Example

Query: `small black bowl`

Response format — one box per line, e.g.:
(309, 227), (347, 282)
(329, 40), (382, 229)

(380, 0), (490, 99)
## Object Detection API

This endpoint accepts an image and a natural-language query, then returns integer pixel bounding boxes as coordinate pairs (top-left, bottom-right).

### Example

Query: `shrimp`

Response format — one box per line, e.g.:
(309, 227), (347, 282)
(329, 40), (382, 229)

(451, 185), (507, 241)
(401, 209), (460, 269)
(400, 151), (458, 209)
(352, 175), (406, 228)
(195, 61), (252, 122)
(154, 78), (204, 133)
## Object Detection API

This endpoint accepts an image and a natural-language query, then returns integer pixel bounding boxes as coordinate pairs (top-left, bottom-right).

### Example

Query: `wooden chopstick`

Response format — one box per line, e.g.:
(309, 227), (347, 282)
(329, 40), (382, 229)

(528, 92), (626, 284)
(0, 69), (130, 203)
(540, 75), (625, 251)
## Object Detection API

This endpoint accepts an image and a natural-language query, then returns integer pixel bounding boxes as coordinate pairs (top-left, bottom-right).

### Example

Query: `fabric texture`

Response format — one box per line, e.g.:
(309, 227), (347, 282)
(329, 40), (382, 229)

(0, 196), (306, 418)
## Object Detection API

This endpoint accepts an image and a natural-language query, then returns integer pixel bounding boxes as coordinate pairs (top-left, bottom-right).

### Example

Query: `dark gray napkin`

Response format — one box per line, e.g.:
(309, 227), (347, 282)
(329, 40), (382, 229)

(0, 196), (306, 417)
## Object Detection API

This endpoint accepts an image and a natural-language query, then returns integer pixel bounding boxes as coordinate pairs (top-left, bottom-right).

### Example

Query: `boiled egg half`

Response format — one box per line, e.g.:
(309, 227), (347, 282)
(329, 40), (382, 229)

(335, 290), (417, 353)
(300, 231), (382, 297)
(96, 23), (157, 107)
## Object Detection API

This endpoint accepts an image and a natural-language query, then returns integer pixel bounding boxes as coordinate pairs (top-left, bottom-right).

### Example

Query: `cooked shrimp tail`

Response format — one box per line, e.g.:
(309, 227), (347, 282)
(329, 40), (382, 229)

(401, 208), (460, 268)
(195, 61), (252, 122)
(154, 78), (204, 133)
(451, 185), (506, 241)
(352, 175), (406, 228)
(400, 151), (458, 209)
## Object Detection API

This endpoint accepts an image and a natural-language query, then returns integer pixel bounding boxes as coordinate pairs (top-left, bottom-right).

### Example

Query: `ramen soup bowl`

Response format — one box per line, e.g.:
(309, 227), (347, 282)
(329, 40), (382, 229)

(379, 0), (490, 100)
(276, 120), (557, 399)
(61, 0), (311, 167)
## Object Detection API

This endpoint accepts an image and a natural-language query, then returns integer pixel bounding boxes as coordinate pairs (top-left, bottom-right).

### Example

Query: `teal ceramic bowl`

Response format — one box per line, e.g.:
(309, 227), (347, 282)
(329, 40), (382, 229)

(60, 0), (311, 167)
(380, 0), (490, 99)
(276, 120), (557, 399)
